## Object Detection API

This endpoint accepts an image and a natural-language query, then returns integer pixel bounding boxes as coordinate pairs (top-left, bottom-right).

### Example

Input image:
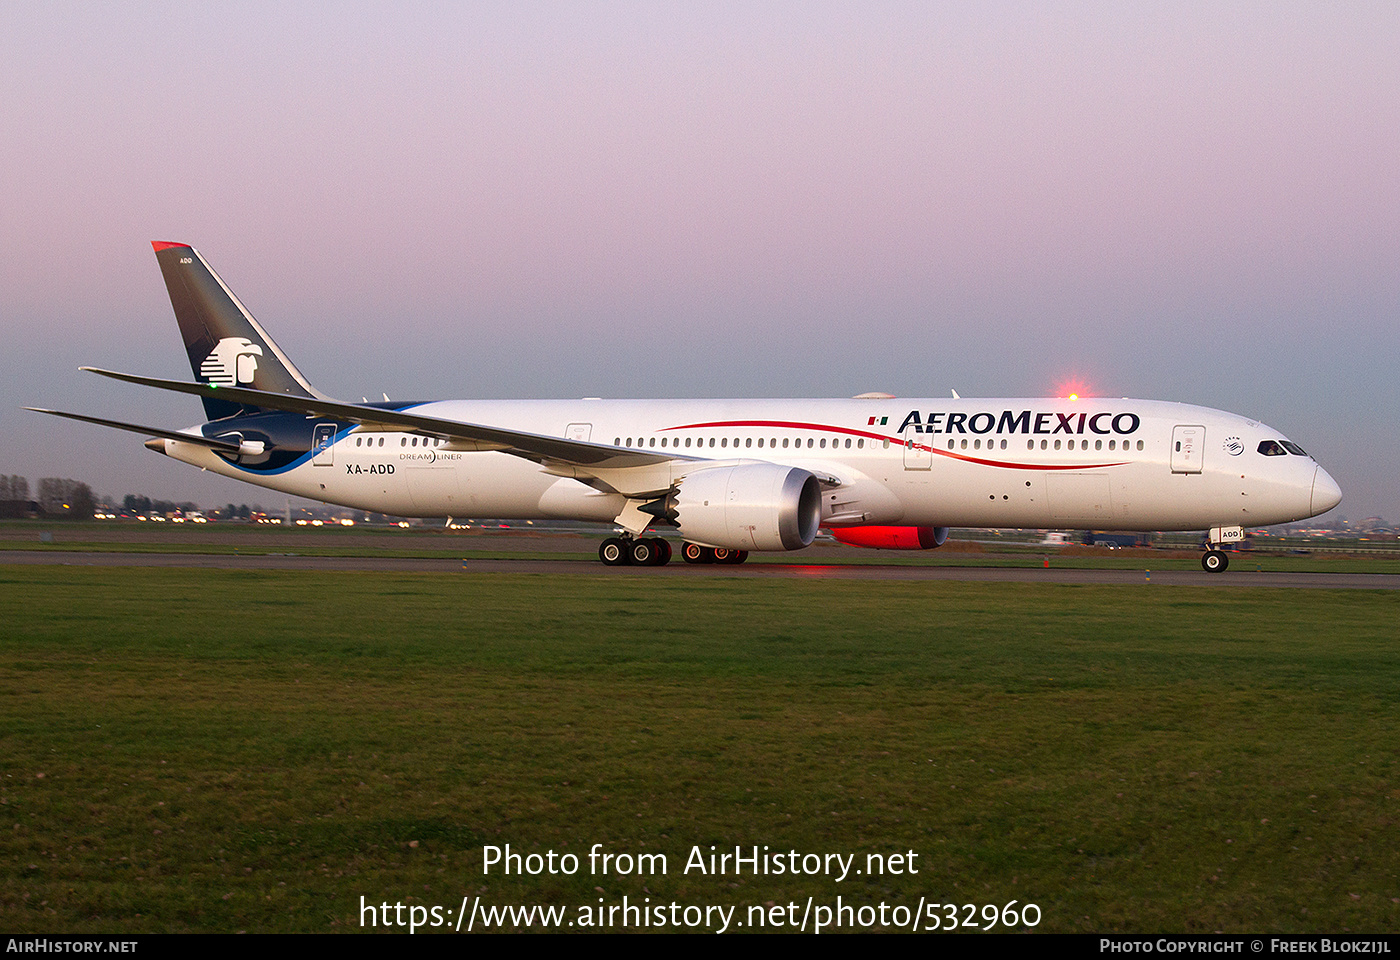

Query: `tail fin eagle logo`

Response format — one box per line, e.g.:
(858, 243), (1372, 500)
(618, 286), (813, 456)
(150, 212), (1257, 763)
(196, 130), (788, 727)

(200, 337), (263, 386)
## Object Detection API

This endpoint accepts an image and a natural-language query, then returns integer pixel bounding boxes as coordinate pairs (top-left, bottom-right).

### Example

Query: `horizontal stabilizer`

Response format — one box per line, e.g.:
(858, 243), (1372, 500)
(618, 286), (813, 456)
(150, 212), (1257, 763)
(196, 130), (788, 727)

(78, 367), (689, 471)
(25, 407), (244, 453)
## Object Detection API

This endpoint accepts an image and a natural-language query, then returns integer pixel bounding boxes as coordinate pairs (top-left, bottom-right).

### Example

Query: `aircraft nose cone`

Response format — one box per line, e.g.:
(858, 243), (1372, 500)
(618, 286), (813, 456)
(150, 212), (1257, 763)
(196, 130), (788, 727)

(1311, 466), (1342, 516)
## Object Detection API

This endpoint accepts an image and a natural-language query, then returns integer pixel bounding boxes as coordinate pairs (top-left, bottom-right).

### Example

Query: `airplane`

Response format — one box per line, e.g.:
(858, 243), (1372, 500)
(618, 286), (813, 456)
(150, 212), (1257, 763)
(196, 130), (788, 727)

(29, 241), (1342, 572)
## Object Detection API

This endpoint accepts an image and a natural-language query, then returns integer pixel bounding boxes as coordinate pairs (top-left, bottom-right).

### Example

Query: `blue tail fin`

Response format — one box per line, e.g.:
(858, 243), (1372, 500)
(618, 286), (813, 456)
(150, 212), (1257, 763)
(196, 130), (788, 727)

(151, 242), (323, 420)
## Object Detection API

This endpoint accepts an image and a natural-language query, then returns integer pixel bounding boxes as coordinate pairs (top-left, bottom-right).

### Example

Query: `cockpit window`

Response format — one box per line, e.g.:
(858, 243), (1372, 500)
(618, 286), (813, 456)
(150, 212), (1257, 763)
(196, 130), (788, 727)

(1257, 440), (1287, 456)
(1280, 441), (1308, 457)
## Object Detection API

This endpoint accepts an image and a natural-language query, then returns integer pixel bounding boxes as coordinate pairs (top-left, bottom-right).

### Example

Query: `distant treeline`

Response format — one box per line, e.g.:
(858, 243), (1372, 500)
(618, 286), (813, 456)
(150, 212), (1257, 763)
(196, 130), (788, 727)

(121, 495), (202, 516)
(2, 475), (268, 521)
(0, 475), (30, 501)
(0, 476), (95, 519)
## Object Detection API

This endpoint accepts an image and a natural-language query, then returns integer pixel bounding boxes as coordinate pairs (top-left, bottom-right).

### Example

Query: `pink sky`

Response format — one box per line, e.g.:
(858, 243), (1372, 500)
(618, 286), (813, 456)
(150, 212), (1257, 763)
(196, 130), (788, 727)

(2, 2), (1396, 517)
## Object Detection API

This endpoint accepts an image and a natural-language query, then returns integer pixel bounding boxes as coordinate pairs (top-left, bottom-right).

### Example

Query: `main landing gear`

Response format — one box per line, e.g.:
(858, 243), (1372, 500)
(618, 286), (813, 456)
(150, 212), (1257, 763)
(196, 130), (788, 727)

(597, 537), (748, 566)
(679, 542), (748, 565)
(599, 536), (671, 566)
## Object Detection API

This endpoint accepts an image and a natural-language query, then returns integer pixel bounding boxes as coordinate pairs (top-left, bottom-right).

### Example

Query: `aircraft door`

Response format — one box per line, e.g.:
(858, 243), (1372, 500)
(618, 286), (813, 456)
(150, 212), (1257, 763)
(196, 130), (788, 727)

(312, 424), (336, 466)
(1171, 425), (1204, 474)
(902, 426), (931, 470)
(566, 423), (592, 442)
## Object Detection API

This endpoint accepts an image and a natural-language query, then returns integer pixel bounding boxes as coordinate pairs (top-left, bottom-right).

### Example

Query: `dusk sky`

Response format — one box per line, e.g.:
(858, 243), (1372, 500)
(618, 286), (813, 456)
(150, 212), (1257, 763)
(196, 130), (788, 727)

(3, 2), (1396, 520)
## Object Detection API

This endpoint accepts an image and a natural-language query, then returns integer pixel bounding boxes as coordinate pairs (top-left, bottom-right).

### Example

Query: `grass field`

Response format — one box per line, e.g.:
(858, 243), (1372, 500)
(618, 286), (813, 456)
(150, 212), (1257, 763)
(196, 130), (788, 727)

(1, 565), (1397, 933)
(4, 519), (1400, 574)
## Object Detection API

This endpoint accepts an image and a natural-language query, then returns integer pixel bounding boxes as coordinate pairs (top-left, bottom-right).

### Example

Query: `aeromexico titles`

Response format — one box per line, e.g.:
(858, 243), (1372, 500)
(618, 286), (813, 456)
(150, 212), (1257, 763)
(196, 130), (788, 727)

(29, 242), (1341, 571)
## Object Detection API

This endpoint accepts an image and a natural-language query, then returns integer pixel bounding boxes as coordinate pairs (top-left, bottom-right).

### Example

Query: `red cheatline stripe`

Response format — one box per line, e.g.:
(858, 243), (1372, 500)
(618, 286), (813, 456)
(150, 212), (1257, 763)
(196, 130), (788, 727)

(664, 418), (891, 442)
(661, 419), (1129, 471)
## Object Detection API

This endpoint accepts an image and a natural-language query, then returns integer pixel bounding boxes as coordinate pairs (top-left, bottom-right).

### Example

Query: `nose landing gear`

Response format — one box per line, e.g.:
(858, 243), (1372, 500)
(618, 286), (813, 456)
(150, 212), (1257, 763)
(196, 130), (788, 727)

(1201, 549), (1229, 572)
(1200, 524), (1243, 573)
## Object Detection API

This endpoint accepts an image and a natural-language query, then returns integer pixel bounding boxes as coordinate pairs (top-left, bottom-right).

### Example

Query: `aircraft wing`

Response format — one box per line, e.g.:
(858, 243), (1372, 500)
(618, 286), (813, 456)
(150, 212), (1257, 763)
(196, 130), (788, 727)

(25, 407), (245, 454)
(78, 367), (691, 471)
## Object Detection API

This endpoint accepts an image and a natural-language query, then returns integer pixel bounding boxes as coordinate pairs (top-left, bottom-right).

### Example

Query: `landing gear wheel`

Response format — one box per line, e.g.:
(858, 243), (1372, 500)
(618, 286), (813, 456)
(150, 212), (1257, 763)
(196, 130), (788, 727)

(1202, 550), (1229, 573)
(652, 538), (672, 566)
(711, 547), (733, 563)
(681, 542), (711, 564)
(723, 550), (749, 565)
(599, 537), (629, 566)
(629, 538), (657, 566)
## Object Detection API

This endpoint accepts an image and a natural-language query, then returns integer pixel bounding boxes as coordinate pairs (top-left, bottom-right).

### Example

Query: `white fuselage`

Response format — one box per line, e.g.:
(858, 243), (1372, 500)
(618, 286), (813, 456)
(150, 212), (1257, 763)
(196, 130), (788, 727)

(160, 396), (1340, 537)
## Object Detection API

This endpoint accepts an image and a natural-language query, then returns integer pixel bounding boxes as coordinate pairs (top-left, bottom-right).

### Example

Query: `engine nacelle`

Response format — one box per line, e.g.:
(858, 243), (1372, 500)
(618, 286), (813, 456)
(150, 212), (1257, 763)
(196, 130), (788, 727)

(827, 525), (950, 550)
(671, 463), (822, 551)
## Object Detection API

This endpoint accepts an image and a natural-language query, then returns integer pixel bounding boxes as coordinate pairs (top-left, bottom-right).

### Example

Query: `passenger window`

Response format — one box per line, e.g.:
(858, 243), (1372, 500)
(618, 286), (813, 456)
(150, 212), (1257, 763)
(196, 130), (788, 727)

(820, 438), (826, 449)
(960, 439), (968, 449)
(1136, 440), (1144, 451)
(1053, 439), (1061, 450)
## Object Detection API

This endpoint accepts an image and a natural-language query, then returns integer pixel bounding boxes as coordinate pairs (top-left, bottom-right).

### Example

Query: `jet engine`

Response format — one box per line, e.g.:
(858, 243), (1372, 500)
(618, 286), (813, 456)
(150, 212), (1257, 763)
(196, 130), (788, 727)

(828, 525), (950, 550)
(668, 463), (822, 552)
